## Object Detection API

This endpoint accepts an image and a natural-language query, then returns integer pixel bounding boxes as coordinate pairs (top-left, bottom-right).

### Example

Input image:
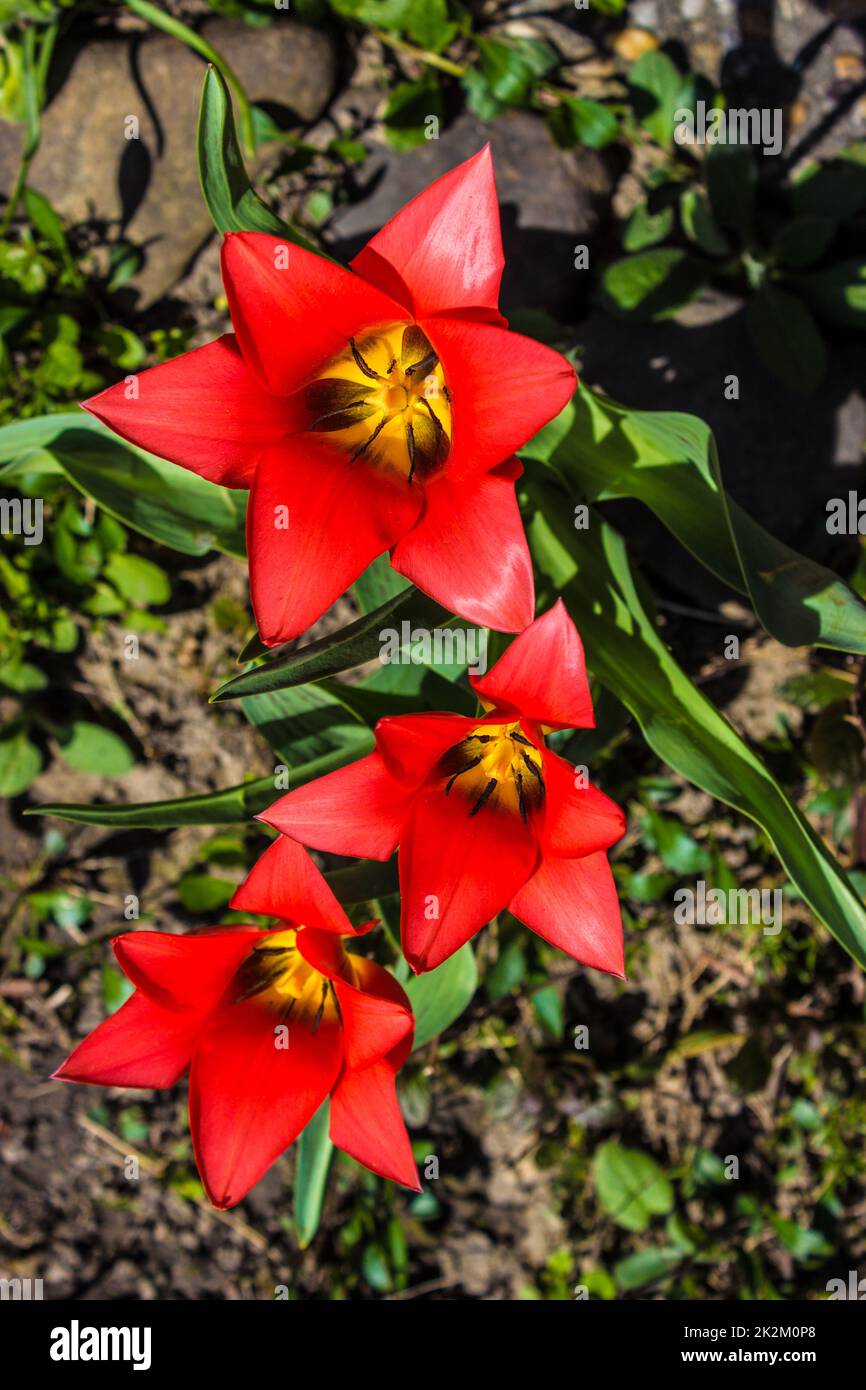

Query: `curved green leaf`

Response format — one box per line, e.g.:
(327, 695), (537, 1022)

(211, 587), (453, 701)
(294, 1100), (333, 1249)
(0, 413), (246, 557)
(525, 389), (866, 653)
(407, 944), (478, 1050)
(528, 476), (866, 973)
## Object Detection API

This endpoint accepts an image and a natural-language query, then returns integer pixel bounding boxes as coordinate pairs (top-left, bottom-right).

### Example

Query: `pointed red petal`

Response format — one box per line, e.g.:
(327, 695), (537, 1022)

(540, 750), (626, 857)
(113, 929), (264, 1013)
(391, 457), (534, 632)
(230, 834), (355, 934)
(399, 785), (538, 972)
(330, 1059), (420, 1190)
(421, 316), (576, 481)
(350, 147), (505, 323)
(53, 992), (200, 1088)
(509, 850), (625, 977)
(260, 752), (410, 860)
(81, 335), (294, 488)
(471, 600), (595, 729)
(374, 711), (473, 786)
(189, 999), (342, 1209)
(221, 233), (407, 396)
(247, 440), (420, 644)
(297, 929), (414, 1069)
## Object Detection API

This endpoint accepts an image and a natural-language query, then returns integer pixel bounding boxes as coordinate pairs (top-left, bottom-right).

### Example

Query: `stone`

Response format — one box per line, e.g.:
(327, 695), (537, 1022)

(0, 17), (335, 305)
(325, 108), (613, 321)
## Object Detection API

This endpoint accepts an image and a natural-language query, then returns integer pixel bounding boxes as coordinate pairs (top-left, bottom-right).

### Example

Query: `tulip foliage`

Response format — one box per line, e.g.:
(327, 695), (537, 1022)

(7, 68), (866, 1231)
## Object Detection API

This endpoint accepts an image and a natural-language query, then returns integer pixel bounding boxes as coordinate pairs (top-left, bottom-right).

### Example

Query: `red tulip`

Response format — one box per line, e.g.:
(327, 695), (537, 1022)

(81, 149), (576, 643)
(259, 602), (627, 974)
(54, 837), (419, 1207)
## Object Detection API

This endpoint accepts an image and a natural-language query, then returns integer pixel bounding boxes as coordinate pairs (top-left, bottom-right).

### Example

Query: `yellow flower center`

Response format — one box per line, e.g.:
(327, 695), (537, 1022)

(303, 323), (451, 484)
(435, 722), (546, 822)
(232, 929), (340, 1029)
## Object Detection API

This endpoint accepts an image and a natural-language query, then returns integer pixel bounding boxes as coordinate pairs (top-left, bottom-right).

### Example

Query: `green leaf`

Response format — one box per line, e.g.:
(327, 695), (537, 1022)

(593, 1142), (674, 1231)
(473, 35), (557, 110)
(56, 722), (135, 776)
(104, 552), (171, 606)
(406, 944), (478, 1049)
(600, 249), (705, 319)
(548, 96), (619, 151)
(352, 552), (412, 614)
(102, 964), (135, 1015)
(383, 73), (443, 152)
(211, 586), (452, 701)
(705, 140), (755, 240)
(527, 492), (866, 973)
(177, 873), (236, 912)
(791, 158), (866, 222)
(242, 683), (373, 765)
(799, 258), (866, 329)
(628, 51), (693, 151)
(614, 1247), (683, 1290)
(0, 413), (246, 557)
(680, 188), (730, 256)
(294, 1099), (334, 1248)
(772, 214), (835, 270)
(197, 66), (322, 254)
(0, 722), (42, 796)
(524, 389), (866, 653)
(622, 202), (675, 253)
(745, 284), (827, 394)
(0, 660), (46, 693)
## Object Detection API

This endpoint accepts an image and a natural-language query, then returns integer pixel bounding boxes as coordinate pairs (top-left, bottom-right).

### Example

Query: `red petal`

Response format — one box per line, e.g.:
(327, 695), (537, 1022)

(260, 752), (410, 860)
(330, 1059), (420, 1190)
(540, 750), (626, 857)
(374, 712), (473, 786)
(471, 600), (595, 729)
(509, 850), (625, 977)
(189, 998), (342, 1209)
(399, 784), (538, 972)
(82, 335), (294, 488)
(230, 834), (355, 934)
(297, 930), (413, 1069)
(53, 992), (200, 1088)
(221, 233), (407, 396)
(350, 147), (505, 323)
(391, 457), (534, 631)
(421, 316), (576, 481)
(247, 440), (420, 644)
(113, 929), (264, 1013)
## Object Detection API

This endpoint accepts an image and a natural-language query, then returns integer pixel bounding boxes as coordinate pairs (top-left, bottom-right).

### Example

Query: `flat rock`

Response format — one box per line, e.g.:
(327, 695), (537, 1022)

(0, 17), (335, 305)
(326, 108), (613, 320)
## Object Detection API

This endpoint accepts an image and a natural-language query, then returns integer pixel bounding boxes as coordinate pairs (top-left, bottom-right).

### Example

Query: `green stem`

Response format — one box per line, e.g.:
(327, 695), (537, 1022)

(0, 24), (41, 236)
(121, 0), (256, 156)
(374, 27), (466, 78)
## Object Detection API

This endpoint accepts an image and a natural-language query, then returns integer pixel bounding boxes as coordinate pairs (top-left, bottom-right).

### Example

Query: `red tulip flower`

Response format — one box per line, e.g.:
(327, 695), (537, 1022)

(259, 602), (626, 974)
(81, 149), (575, 643)
(54, 837), (419, 1207)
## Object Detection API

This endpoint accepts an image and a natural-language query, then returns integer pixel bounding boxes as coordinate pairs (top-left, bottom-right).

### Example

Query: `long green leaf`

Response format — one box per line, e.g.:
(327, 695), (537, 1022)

(294, 1100), (334, 1249)
(0, 413), (246, 557)
(197, 66), (322, 254)
(527, 473), (866, 973)
(524, 390), (866, 653)
(211, 587), (453, 701)
(407, 944), (478, 1049)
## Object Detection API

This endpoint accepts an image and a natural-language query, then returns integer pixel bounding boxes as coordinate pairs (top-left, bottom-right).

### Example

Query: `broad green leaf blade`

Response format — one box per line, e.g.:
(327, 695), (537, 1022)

(524, 389), (866, 653)
(745, 283), (827, 394)
(407, 944), (478, 1050)
(528, 481), (866, 973)
(211, 587), (453, 701)
(294, 1100), (334, 1249)
(241, 683), (374, 764)
(197, 65), (323, 255)
(323, 858), (398, 905)
(593, 1142), (674, 1231)
(0, 413), (246, 557)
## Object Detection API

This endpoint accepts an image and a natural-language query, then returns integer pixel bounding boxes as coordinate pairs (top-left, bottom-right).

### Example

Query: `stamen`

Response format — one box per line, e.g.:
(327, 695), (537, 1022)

(445, 755), (483, 794)
(521, 751), (545, 791)
(469, 777), (498, 817)
(514, 768), (528, 824)
(348, 415), (389, 464)
(406, 422), (416, 484)
(510, 731), (534, 748)
(349, 337), (388, 383)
